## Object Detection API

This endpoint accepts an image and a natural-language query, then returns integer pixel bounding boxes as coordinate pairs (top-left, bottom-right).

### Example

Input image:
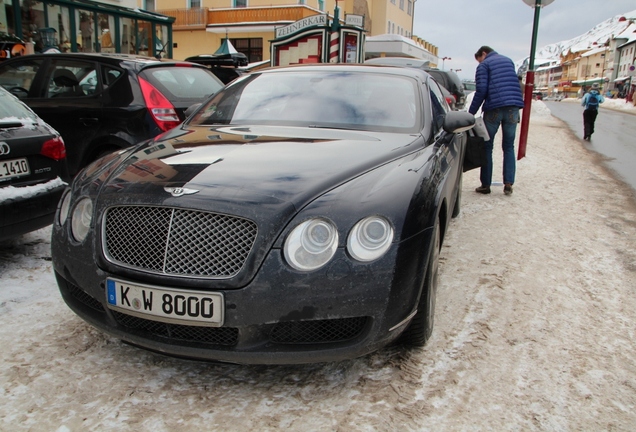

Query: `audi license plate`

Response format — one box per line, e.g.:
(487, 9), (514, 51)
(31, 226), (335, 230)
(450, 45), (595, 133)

(0, 158), (30, 181)
(106, 278), (224, 326)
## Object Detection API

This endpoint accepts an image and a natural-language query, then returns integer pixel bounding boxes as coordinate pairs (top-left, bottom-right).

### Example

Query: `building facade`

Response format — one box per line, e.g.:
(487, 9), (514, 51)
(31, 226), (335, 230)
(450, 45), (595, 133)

(2, 0), (438, 67)
(1, 0), (173, 58)
(155, 0), (432, 63)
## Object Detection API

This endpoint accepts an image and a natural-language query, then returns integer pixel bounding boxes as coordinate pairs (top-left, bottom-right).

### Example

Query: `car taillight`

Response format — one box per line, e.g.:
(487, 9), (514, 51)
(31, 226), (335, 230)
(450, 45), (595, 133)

(40, 137), (66, 161)
(138, 77), (181, 132)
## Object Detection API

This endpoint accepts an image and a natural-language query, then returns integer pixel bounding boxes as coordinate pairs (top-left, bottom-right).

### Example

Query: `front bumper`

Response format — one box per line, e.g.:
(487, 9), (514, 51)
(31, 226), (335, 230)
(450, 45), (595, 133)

(52, 226), (432, 364)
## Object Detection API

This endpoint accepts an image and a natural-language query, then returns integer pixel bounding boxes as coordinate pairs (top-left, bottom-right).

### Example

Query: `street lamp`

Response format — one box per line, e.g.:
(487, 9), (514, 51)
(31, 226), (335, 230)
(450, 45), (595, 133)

(441, 56), (451, 70)
(518, 0), (555, 160)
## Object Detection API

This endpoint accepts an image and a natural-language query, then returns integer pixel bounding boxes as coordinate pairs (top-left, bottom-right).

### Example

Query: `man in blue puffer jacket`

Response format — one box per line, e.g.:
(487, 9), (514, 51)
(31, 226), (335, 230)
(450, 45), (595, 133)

(468, 46), (525, 195)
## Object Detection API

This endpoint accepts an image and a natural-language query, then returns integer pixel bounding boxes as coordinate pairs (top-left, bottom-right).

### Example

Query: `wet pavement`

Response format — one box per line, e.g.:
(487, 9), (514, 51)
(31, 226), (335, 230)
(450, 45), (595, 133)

(544, 101), (636, 194)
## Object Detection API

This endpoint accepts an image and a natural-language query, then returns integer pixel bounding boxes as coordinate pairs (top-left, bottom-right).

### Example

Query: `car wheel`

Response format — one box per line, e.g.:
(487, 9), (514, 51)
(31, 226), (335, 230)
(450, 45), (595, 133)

(451, 171), (462, 218)
(398, 221), (440, 347)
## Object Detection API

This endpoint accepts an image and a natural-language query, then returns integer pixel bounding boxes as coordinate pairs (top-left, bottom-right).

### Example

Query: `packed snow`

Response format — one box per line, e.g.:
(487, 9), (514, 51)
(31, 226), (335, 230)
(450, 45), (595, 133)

(1, 101), (636, 431)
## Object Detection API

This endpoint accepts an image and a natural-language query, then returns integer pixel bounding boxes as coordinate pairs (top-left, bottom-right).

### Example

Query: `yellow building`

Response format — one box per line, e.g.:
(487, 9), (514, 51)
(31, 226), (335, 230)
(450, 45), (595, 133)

(155, 0), (428, 63)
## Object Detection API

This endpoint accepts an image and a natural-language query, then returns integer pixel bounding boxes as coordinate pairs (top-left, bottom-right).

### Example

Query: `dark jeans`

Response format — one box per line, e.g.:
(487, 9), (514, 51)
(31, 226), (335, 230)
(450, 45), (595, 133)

(481, 106), (520, 187)
(583, 108), (598, 137)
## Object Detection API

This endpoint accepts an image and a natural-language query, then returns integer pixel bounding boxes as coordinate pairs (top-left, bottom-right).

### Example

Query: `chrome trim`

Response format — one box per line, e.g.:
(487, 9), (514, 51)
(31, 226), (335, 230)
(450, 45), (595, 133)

(389, 309), (418, 332)
(102, 205), (257, 279)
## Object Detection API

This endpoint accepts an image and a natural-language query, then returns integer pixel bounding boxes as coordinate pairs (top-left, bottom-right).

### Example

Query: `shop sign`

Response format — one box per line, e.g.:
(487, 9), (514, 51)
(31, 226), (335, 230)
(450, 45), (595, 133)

(345, 15), (364, 27)
(275, 15), (327, 39)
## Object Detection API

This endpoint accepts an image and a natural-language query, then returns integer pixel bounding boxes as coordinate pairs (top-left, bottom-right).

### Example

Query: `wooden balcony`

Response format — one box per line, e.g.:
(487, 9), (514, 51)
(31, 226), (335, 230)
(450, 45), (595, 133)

(160, 8), (209, 30)
(160, 7), (317, 31)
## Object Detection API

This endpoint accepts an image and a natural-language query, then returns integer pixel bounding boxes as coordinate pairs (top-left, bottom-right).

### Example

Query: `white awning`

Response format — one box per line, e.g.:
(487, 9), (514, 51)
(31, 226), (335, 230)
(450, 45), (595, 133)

(365, 35), (437, 64)
(572, 77), (604, 85)
(614, 76), (630, 82)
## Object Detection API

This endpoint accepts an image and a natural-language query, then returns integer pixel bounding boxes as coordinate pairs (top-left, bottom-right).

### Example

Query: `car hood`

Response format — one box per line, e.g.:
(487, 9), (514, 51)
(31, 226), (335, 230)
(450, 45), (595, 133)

(98, 125), (422, 213)
(90, 125), (424, 287)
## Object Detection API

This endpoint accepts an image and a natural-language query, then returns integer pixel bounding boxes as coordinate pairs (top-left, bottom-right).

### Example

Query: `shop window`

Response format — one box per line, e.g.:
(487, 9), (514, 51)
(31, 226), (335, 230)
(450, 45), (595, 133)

(45, 4), (71, 52)
(120, 17), (135, 54)
(20, 0), (45, 50)
(156, 24), (169, 58)
(98, 13), (116, 53)
(4, 3), (16, 35)
(230, 38), (262, 63)
(78, 10), (95, 52)
(138, 21), (152, 56)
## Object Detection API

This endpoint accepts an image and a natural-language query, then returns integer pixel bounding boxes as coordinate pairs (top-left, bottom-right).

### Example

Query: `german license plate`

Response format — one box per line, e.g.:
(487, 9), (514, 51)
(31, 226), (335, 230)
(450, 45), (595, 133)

(0, 158), (30, 181)
(106, 278), (224, 327)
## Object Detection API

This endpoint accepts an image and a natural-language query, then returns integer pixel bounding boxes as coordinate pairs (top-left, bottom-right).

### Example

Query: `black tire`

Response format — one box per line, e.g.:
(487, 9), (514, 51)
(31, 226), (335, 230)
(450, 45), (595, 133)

(451, 171), (462, 218)
(398, 222), (440, 347)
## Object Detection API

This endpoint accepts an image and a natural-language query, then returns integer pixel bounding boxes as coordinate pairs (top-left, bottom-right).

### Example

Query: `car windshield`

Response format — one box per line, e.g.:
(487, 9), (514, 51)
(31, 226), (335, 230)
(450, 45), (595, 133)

(188, 70), (421, 133)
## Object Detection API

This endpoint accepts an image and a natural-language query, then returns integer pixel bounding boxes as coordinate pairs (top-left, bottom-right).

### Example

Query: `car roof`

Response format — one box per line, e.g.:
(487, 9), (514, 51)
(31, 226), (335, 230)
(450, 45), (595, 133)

(257, 63), (433, 81)
(1, 52), (208, 71)
(365, 57), (430, 68)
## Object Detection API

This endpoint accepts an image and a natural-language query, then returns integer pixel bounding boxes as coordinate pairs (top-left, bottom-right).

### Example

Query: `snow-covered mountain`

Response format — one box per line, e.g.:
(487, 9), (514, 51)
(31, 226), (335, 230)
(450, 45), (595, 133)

(516, 8), (636, 72)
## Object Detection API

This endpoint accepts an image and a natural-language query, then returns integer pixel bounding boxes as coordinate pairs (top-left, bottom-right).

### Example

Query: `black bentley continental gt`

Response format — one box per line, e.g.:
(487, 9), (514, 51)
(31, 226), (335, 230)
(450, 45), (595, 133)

(51, 64), (474, 364)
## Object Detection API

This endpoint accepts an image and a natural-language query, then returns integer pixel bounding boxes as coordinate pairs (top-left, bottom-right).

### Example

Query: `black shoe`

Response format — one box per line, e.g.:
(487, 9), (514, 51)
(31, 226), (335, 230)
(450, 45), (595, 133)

(475, 186), (491, 194)
(504, 184), (513, 195)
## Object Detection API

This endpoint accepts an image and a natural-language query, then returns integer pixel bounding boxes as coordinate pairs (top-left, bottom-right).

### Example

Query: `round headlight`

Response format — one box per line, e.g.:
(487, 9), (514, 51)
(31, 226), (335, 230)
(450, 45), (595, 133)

(347, 216), (393, 262)
(70, 197), (93, 242)
(58, 190), (72, 226)
(284, 218), (338, 271)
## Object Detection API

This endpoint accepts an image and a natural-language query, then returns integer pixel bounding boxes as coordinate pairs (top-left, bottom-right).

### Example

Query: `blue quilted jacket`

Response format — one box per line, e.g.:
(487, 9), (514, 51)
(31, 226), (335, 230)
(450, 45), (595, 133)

(468, 51), (524, 115)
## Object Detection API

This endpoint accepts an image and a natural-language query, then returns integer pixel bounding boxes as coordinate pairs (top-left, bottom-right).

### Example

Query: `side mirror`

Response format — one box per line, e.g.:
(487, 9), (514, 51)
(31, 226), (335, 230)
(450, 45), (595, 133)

(442, 111), (475, 134)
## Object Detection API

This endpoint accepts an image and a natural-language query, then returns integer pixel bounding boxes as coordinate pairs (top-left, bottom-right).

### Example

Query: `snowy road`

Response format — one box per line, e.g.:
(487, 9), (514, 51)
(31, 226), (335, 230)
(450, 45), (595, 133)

(2, 103), (636, 431)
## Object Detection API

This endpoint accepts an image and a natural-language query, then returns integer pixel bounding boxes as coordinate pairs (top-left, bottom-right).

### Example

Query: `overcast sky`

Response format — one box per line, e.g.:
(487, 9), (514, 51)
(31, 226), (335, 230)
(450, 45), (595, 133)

(412, 0), (636, 80)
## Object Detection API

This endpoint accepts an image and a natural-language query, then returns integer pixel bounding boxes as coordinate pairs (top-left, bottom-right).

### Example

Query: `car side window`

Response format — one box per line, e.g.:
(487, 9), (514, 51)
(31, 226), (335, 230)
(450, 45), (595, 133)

(0, 59), (43, 99)
(102, 66), (122, 88)
(428, 80), (447, 133)
(46, 60), (97, 98)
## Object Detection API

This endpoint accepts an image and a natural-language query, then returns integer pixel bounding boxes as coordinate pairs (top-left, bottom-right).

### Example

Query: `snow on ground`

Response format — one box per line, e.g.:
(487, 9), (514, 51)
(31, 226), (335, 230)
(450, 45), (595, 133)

(560, 95), (636, 114)
(1, 102), (636, 431)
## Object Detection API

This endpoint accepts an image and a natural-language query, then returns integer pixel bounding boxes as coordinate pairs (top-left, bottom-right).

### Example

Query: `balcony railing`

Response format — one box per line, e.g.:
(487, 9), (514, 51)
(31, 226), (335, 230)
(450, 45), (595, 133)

(160, 7), (315, 31)
(160, 8), (209, 30)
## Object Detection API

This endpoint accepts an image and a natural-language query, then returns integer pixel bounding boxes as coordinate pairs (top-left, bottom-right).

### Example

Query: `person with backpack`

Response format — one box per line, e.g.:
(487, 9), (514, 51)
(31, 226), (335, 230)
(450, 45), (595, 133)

(581, 83), (605, 140)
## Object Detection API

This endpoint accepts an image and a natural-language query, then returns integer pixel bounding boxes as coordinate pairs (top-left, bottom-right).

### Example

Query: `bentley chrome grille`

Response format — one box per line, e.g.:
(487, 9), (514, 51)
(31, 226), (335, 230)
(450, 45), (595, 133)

(103, 206), (257, 278)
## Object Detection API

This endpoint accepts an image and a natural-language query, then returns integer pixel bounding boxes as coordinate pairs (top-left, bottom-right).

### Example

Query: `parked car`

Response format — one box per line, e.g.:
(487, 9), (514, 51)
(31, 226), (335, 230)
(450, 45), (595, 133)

(365, 57), (467, 109)
(0, 53), (225, 175)
(51, 64), (474, 364)
(0, 86), (69, 242)
(440, 85), (458, 110)
(185, 53), (249, 84)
